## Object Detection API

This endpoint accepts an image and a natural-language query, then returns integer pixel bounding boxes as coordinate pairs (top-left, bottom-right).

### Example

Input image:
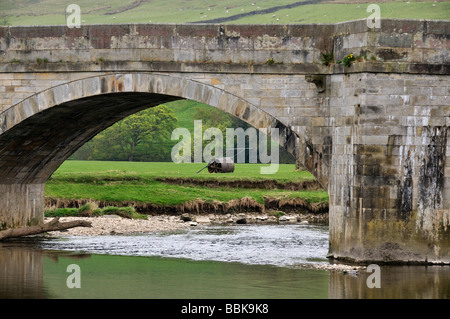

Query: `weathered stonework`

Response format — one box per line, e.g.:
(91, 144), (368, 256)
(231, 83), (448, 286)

(0, 20), (448, 264)
(326, 73), (449, 264)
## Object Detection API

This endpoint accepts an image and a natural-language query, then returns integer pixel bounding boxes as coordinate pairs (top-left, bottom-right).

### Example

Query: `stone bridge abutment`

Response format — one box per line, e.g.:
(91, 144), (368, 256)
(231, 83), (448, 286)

(0, 19), (448, 264)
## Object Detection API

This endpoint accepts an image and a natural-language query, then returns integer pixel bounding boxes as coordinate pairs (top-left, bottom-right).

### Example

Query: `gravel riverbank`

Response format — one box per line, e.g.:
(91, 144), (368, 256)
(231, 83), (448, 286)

(45, 215), (190, 236)
(45, 211), (326, 236)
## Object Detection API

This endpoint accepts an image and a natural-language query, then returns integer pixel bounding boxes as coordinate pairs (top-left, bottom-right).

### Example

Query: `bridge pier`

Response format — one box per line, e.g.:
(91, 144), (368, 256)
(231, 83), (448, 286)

(328, 182), (450, 264)
(321, 73), (450, 264)
(0, 184), (45, 229)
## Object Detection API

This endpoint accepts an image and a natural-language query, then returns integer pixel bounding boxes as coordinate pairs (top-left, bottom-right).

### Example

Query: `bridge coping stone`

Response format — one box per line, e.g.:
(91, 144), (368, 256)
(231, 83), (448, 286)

(0, 19), (448, 67)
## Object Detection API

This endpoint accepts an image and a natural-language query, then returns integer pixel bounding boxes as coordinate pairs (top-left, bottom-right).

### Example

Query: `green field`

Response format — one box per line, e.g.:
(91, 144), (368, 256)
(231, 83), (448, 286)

(231, 2), (450, 24)
(46, 161), (328, 206)
(1, 0), (448, 26)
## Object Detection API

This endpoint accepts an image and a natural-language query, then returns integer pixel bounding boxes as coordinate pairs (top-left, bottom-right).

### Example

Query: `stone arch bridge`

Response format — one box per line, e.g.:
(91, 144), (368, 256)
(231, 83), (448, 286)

(0, 19), (449, 264)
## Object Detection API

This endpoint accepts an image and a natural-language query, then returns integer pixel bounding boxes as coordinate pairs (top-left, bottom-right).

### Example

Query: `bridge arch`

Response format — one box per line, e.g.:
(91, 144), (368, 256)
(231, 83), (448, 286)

(0, 72), (301, 228)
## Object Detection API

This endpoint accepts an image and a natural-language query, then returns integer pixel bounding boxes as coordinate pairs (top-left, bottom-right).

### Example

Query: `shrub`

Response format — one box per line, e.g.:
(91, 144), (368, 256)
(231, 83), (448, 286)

(78, 202), (101, 216)
(268, 210), (285, 218)
(321, 51), (333, 66)
(343, 53), (356, 67)
(36, 58), (49, 64)
(102, 206), (136, 219)
(45, 208), (79, 217)
(44, 203), (146, 219)
(265, 58), (275, 65)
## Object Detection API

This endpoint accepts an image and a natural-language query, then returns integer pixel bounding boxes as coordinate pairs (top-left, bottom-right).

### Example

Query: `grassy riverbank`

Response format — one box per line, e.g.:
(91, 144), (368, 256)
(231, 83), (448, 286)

(45, 161), (328, 215)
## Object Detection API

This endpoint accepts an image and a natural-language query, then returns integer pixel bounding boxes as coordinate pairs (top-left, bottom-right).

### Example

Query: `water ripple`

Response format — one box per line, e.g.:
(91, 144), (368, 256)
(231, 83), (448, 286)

(41, 224), (329, 267)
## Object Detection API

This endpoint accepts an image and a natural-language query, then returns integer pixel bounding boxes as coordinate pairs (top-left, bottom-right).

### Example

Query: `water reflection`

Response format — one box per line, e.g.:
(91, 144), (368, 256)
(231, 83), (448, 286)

(0, 241), (46, 298)
(329, 266), (449, 299)
(0, 227), (449, 299)
(1, 244), (330, 299)
(0, 241), (95, 299)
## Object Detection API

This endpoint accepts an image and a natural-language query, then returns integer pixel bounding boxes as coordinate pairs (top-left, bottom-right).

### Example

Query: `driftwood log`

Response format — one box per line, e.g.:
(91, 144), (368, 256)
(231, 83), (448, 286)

(0, 217), (92, 240)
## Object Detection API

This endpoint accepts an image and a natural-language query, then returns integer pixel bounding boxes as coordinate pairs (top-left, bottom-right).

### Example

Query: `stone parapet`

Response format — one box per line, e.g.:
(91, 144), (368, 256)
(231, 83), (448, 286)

(0, 19), (448, 66)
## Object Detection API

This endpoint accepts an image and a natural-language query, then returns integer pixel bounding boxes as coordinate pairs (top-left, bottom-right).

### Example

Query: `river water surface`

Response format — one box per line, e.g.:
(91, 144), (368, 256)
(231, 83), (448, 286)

(0, 224), (448, 299)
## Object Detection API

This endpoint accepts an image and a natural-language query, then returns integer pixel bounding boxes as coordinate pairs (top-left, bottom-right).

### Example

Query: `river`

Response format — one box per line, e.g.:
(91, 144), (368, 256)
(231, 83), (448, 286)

(0, 224), (448, 299)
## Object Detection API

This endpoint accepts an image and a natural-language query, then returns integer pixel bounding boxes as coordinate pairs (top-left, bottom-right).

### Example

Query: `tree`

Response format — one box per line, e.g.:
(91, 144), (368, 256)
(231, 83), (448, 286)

(191, 106), (232, 161)
(71, 139), (94, 160)
(73, 104), (178, 162)
(191, 105), (295, 164)
(194, 106), (232, 132)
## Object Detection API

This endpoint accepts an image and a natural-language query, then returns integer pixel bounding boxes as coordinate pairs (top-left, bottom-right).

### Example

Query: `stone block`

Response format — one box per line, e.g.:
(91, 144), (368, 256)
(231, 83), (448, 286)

(335, 19), (370, 35)
(10, 25), (66, 38)
(425, 20), (450, 36)
(378, 33), (413, 48)
(226, 24), (288, 38)
(380, 19), (424, 34)
(140, 48), (175, 62)
(136, 24), (175, 37)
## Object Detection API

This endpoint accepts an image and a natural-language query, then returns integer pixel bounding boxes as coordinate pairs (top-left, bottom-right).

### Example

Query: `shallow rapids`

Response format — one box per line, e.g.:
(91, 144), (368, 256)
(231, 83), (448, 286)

(41, 224), (330, 267)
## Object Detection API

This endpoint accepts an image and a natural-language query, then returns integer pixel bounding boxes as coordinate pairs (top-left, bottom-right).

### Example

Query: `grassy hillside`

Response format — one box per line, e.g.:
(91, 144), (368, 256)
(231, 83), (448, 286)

(165, 100), (211, 133)
(231, 2), (450, 24)
(1, 0), (448, 26)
